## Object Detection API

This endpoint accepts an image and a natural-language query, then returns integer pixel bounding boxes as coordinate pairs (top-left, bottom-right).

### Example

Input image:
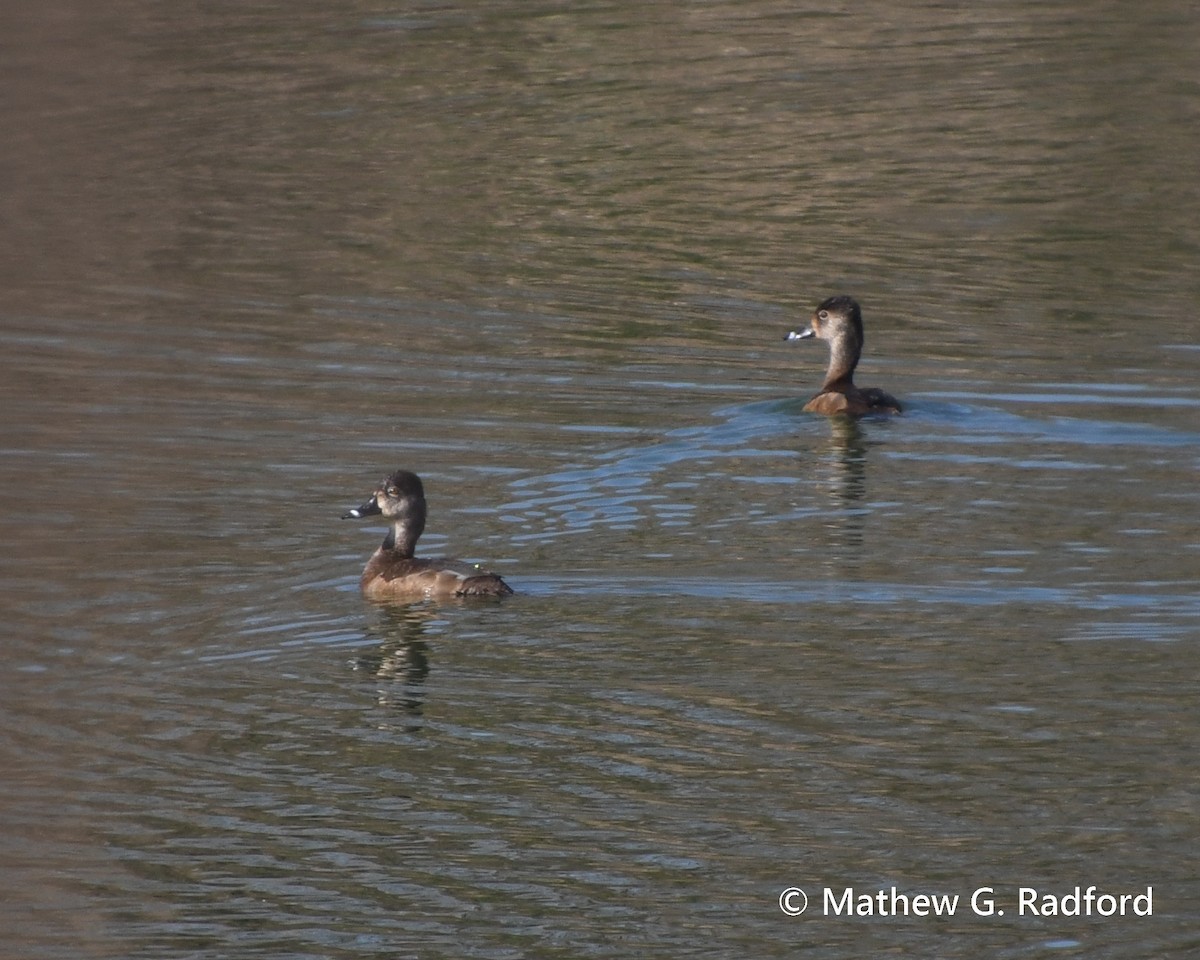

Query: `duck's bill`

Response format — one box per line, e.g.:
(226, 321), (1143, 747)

(785, 327), (815, 341)
(341, 497), (382, 520)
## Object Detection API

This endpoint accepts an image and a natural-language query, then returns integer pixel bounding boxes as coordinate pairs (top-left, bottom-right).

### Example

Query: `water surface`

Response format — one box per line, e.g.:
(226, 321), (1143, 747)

(2, 2), (1199, 958)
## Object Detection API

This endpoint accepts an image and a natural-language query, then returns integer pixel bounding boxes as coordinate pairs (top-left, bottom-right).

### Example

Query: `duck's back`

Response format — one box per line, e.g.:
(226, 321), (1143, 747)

(805, 386), (901, 417)
(361, 550), (513, 599)
(859, 386), (902, 414)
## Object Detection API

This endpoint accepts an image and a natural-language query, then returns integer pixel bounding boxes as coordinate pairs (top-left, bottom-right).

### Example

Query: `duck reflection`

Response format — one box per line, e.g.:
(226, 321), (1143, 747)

(823, 416), (869, 505)
(352, 603), (432, 717)
(813, 416), (871, 561)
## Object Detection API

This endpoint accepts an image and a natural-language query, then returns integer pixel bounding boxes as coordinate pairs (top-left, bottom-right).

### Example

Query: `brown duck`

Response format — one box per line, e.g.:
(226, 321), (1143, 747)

(342, 470), (513, 600)
(787, 295), (901, 416)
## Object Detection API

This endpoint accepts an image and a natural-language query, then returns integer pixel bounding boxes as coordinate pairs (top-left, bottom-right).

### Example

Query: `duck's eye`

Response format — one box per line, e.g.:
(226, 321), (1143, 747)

(386, 486), (399, 497)
(818, 310), (829, 320)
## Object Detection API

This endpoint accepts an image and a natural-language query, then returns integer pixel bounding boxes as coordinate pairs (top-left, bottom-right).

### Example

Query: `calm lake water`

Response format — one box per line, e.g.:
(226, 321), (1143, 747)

(3, 2), (1199, 957)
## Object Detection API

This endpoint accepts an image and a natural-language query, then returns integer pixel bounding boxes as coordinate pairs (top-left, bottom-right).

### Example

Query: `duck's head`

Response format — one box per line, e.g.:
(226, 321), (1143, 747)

(343, 469), (427, 555)
(786, 295), (864, 347)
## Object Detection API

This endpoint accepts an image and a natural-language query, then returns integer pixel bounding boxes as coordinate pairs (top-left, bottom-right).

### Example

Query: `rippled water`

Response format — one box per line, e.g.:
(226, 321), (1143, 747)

(3, 2), (1199, 958)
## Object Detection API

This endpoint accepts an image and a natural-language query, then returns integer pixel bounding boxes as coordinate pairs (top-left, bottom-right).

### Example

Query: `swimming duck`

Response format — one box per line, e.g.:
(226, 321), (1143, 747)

(342, 470), (513, 599)
(786, 295), (902, 416)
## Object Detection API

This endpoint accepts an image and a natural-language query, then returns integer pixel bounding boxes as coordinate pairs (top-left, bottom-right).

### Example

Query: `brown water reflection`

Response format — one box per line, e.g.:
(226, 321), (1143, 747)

(2, 2), (1199, 958)
(7, 2), (1199, 322)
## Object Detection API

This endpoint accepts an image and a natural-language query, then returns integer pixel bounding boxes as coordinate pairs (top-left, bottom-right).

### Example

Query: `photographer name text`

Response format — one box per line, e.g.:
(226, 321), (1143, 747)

(778, 885), (1153, 918)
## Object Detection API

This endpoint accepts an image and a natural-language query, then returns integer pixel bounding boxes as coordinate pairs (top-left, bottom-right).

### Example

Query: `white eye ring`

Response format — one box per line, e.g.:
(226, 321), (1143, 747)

(818, 310), (829, 320)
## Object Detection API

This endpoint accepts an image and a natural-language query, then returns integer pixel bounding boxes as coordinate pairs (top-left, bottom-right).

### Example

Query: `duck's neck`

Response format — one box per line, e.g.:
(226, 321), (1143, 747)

(822, 334), (862, 392)
(383, 521), (420, 558)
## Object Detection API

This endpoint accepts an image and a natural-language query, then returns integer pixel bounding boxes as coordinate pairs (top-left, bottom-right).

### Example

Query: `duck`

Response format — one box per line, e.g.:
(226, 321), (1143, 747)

(786, 295), (902, 416)
(342, 469), (513, 600)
